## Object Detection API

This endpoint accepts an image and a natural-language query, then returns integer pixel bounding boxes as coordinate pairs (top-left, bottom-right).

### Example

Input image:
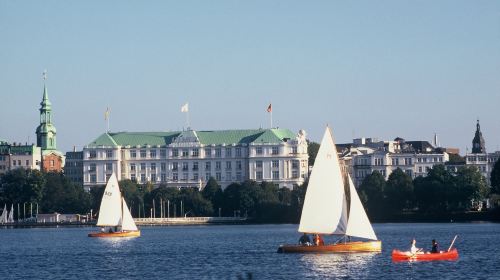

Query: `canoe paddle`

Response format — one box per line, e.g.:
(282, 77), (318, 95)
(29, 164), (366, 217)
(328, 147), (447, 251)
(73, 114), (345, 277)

(447, 235), (458, 252)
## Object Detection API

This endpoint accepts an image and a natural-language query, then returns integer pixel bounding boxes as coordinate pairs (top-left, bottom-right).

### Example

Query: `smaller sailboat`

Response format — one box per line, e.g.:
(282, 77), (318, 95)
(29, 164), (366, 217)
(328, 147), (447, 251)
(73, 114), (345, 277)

(88, 173), (140, 237)
(0, 204), (7, 224)
(278, 126), (381, 253)
(7, 204), (14, 223)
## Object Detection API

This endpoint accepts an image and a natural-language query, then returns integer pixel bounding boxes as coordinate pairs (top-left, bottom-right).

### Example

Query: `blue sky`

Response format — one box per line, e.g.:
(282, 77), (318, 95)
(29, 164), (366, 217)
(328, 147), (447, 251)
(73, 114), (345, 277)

(1, 1), (499, 153)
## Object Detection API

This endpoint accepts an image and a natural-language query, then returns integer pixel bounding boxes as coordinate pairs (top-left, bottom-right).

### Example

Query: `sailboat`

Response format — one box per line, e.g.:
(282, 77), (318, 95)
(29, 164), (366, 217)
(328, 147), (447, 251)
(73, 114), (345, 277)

(278, 126), (381, 253)
(0, 204), (7, 224)
(7, 204), (14, 223)
(88, 173), (140, 237)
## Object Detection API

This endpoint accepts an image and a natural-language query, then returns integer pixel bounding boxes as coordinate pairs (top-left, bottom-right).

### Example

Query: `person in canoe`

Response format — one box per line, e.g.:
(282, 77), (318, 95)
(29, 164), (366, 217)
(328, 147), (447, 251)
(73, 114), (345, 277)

(410, 239), (422, 255)
(299, 233), (311, 246)
(313, 234), (325, 246)
(430, 239), (439, 253)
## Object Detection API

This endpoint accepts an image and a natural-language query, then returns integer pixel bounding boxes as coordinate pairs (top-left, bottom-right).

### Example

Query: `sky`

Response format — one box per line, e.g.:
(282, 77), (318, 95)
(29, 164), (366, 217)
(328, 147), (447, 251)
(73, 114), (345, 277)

(1, 1), (499, 154)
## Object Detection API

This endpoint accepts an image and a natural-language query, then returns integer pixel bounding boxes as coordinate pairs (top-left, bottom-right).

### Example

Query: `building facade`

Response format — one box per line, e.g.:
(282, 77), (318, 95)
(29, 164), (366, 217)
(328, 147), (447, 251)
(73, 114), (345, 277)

(35, 83), (64, 172)
(64, 151), (83, 185)
(339, 137), (450, 187)
(464, 120), (499, 186)
(82, 128), (308, 190)
(0, 142), (42, 175)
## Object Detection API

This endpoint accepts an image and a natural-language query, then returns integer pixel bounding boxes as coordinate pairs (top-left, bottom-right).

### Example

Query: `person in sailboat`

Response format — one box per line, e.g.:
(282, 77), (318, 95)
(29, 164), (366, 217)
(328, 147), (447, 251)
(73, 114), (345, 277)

(299, 233), (311, 246)
(313, 234), (324, 246)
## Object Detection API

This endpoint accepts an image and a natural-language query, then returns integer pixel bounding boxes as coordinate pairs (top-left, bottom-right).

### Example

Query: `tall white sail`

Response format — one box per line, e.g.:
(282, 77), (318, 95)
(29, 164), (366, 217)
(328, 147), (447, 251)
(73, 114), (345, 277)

(0, 204), (7, 223)
(345, 175), (378, 240)
(299, 126), (348, 234)
(121, 198), (138, 231)
(7, 204), (14, 223)
(96, 173), (122, 227)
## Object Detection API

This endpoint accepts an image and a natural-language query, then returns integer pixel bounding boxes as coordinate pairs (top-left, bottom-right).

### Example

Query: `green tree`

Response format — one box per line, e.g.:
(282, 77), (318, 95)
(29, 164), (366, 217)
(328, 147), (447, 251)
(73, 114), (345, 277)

(179, 188), (213, 216)
(385, 168), (413, 212)
(414, 165), (454, 212)
(448, 153), (465, 164)
(42, 172), (91, 214)
(89, 185), (105, 217)
(120, 179), (144, 217)
(307, 141), (320, 166)
(454, 166), (490, 209)
(359, 171), (386, 216)
(1, 168), (46, 205)
(202, 177), (224, 215)
(491, 158), (500, 194)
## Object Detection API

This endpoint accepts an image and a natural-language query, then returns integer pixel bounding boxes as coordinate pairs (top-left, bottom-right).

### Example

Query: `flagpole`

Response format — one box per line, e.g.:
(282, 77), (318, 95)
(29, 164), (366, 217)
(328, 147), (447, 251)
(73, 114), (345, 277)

(270, 110), (273, 129)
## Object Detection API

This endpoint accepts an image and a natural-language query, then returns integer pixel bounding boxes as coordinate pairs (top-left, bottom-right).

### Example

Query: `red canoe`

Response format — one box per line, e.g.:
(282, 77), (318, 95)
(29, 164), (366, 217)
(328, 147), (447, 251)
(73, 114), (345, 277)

(392, 249), (459, 261)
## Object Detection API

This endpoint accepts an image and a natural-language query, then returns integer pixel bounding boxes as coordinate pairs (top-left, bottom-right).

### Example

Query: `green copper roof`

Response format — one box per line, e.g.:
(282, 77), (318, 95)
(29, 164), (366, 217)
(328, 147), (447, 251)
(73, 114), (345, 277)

(87, 132), (180, 147)
(40, 85), (52, 109)
(87, 129), (296, 147)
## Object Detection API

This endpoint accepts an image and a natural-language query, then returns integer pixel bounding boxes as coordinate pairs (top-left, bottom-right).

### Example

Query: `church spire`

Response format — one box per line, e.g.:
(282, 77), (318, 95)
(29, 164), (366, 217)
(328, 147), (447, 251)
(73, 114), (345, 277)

(472, 119), (486, 154)
(36, 70), (57, 151)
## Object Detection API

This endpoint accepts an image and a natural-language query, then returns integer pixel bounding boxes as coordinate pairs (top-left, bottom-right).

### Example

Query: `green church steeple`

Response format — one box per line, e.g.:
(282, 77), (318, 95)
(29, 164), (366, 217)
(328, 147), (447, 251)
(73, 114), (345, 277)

(36, 76), (57, 151)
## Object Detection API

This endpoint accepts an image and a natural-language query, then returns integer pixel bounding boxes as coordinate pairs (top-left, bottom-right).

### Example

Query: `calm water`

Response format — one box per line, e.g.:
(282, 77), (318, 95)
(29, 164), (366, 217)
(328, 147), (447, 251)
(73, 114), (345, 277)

(0, 223), (499, 279)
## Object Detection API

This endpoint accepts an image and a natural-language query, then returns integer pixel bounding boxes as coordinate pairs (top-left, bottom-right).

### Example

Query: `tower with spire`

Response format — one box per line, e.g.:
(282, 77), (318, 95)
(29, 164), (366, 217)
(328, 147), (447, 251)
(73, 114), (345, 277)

(35, 71), (63, 172)
(472, 120), (486, 154)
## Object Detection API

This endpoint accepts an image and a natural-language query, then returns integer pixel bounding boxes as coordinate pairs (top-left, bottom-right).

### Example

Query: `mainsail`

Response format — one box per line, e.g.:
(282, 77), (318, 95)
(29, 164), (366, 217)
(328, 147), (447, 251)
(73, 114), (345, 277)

(0, 204), (7, 223)
(121, 198), (138, 231)
(299, 127), (348, 234)
(7, 204), (14, 223)
(345, 175), (378, 240)
(96, 174), (122, 227)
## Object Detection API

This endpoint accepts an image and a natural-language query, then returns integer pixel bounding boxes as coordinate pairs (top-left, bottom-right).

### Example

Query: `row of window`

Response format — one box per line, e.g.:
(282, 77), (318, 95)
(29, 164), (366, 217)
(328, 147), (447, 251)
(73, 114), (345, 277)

(88, 159), (304, 173)
(87, 145), (301, 160)
(88, 169), (306, 183)
(358, 156), (443, 166)
(12, 159), (31, 166)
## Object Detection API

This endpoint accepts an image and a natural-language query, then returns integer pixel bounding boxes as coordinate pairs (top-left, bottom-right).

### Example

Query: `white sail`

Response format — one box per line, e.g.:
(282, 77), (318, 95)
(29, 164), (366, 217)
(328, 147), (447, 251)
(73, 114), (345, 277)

(0, 204), (7, 223)
(299, 126), (348, 234)
(7, 204), (14, 223)
(345, 175), (378, 240)
(96, 173), (122, 227)
(121, 198), (138, 231)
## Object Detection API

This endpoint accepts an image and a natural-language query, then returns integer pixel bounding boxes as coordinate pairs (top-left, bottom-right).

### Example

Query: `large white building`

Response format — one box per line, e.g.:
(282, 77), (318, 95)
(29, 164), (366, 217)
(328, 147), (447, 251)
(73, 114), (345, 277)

(338, 137), (450, 187)
(82, 128), (309, 190)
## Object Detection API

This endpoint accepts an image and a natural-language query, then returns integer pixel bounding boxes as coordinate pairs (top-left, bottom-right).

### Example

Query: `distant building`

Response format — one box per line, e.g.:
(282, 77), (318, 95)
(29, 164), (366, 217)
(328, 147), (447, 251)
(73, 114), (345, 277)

(64, 150), (83, 185)
(465, 120), (499, 186)
(81, 128), (309, 190)
(0, 142), (41, 175)
(35, 82), (64, 172)
(338, 137), (450, 187)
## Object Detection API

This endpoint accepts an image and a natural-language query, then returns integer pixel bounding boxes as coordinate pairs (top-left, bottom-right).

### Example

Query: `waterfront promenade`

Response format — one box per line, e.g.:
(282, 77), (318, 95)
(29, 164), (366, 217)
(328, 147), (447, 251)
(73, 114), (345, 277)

(135, 217), (247, 225)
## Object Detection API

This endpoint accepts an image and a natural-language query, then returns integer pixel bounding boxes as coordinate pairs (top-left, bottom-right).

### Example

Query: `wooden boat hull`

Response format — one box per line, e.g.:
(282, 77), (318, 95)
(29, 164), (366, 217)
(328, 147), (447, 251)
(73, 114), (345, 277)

(391, 249), (458, 261)
(277, 241), (382, 253)
(88, 230), (141, 238)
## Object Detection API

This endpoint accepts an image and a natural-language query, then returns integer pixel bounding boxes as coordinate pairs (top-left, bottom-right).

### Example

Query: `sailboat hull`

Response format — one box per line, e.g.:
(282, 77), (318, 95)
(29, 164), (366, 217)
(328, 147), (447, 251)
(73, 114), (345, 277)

(88, 230), (141, 238)
(277, 241), (382, 253)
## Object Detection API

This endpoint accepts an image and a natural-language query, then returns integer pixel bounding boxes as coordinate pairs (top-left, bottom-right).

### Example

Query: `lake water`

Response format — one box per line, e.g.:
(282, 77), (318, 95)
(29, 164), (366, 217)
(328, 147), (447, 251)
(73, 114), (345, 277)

(0, 223), (498, 279)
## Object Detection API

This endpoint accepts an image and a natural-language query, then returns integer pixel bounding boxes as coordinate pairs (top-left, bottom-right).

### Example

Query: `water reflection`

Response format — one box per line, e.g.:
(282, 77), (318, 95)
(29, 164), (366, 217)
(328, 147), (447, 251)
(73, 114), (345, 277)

(300, 253), (377, 278)
(96, 237), (136, 249)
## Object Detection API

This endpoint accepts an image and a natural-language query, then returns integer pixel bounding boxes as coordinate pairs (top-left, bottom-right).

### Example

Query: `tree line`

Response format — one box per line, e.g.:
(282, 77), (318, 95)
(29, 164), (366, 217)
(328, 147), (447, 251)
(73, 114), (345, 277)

(358, 164), (493, 219)
(0, 168), (308, 222)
